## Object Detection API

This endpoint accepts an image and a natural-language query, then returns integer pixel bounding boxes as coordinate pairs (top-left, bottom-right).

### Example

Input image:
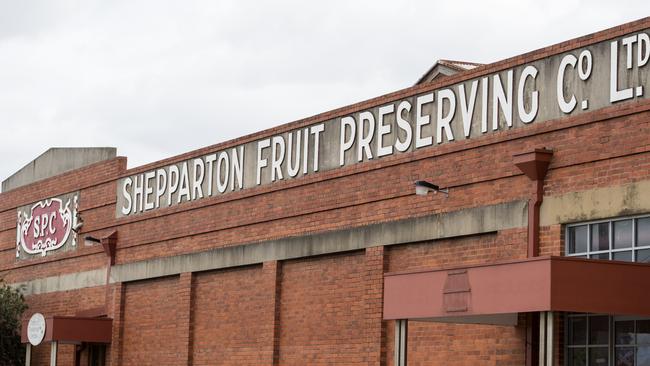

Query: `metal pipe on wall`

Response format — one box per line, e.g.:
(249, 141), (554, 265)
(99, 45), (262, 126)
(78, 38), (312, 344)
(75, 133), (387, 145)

(538, 311), (554, 366)
(394, 320), (408, 366)
(25, 344), (31, 366)
(50, 341), (58, 366)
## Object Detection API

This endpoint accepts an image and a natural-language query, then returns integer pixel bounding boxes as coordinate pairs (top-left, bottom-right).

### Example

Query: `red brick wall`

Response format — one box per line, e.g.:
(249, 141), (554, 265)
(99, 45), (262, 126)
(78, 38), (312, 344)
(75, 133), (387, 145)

(278, 251), (367, 365)
(191, 265), (273, 365)
(120, 276), (181, 366)
(401, 320), (527, 366)
(387, 229), (528, 272)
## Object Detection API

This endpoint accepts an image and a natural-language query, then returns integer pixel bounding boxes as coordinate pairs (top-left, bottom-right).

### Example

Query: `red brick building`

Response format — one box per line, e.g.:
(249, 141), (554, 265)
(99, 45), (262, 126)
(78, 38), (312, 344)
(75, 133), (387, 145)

(2, 18), (650, 366)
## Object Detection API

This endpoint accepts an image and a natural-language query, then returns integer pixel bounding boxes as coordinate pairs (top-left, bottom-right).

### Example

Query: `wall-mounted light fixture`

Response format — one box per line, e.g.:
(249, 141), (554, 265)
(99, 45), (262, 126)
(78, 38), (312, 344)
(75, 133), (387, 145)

(84, 236), (100, 244)
(414, 180), (449, 197)
(85, 232), (117, 265)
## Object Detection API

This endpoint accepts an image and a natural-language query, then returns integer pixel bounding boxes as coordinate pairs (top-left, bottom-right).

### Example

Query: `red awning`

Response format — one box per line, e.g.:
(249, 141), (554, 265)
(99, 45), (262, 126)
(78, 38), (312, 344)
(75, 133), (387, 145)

(384, 256), (650, 321)
(21, 316), (112, 344)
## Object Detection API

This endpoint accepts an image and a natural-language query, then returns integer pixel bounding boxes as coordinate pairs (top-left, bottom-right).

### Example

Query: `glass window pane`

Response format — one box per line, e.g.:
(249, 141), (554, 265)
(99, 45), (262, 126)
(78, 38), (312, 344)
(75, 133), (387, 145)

(616, 347), (635, 366)
(591, 252), (610, 260)
(568, 348), (586, 366)
(591, 223), (610, 251)
(637, 346), (650, 366)
(637, 249), (650, 263)
(616, 320), (635, 344)
(569, 316), (587, 345)
(569, 225), (588, 254)
(614, 220), (633, 249)
(638, 218), (650, 247)
(590, 316), (610, 345)
(613, 251), (633, 262)
(589, 347), (609, 365)
(638, 320), (650, 344)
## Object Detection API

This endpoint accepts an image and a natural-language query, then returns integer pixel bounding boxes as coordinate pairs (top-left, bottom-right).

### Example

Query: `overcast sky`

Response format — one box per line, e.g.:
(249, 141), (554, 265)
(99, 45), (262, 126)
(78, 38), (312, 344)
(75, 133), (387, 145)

(0, 1), (646, 182)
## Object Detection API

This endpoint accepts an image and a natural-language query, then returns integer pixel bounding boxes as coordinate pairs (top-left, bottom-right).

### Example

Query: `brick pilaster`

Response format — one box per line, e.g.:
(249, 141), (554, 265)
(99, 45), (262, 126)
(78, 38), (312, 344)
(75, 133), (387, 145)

(108, 282), (125, 366)
(365, 246), (387, 365)
(262, 260), (282, 365)
(178, 272), (194, 365)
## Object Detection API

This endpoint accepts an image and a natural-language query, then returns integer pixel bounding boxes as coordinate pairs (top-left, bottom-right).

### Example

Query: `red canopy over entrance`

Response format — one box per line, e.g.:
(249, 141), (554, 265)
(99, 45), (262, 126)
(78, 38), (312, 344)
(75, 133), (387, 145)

(21, 316), (112, 344)
(384, 256), (650, 321)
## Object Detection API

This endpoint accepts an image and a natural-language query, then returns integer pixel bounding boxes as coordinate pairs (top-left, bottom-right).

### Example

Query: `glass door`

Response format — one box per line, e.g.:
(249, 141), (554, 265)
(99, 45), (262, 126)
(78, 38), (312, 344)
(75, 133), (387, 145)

(613, 318), (650, 366)
(566, 314), (610, 366)
(88, 344), (106, 366)
(567, 315), (650, 365)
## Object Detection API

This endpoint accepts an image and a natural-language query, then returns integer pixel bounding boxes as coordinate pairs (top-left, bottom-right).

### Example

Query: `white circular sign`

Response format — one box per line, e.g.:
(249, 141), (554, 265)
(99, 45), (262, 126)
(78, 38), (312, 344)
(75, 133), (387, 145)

(27, 313), (46, 346)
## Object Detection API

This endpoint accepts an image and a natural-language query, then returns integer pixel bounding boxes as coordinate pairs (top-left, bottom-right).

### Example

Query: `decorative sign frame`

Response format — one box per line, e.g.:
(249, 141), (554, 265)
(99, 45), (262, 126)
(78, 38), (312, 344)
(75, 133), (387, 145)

(16, 193), (79, 258)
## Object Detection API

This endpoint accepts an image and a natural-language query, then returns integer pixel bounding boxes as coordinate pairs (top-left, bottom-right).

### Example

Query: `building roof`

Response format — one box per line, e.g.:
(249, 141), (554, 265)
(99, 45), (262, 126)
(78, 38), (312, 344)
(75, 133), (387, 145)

(415, 59), (483, 85)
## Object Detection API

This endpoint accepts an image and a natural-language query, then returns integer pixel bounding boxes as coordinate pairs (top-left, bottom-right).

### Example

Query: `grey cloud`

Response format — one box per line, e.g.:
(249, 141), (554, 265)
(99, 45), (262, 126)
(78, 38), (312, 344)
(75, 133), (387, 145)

(0, 0), (647, 182)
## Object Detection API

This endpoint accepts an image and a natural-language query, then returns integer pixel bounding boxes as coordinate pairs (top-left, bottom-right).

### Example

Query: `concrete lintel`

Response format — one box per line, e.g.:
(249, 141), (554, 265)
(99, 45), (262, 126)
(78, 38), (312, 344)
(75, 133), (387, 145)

(540, 180), (650, 226)
(13, 268), (106, 296)
(111, 200), (527, 283)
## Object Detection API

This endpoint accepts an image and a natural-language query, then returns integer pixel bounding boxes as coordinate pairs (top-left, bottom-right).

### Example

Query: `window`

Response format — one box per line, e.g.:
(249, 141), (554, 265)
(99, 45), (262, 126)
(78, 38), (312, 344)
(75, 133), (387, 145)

(614, 318), (650, 366)
(565, 215), (650, 365)
(566, 215), (650, 262)
(566, 315), (650, 366)
(566, 314), (609, 366)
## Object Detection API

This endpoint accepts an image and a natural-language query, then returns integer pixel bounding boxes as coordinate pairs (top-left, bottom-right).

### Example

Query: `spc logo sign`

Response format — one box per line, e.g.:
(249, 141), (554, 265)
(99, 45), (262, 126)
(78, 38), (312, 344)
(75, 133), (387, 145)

(16, 193), (79, 257)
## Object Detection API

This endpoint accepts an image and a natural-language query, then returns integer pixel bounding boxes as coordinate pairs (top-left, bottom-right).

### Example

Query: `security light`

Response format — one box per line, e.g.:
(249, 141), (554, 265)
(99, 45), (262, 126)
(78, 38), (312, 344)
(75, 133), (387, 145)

(84, 236), (101, 244)
(414, 180), (449, 196)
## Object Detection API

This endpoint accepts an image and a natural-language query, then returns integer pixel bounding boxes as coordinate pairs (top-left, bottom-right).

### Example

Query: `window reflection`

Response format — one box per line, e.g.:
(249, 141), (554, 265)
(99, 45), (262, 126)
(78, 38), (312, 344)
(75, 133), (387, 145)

(568, 348), (586, 366)
(569, 316), (587, 345)
(589, 347), (609, 365)
(614, 220), (633, 249)
(616, 321), (635, 345)
(636, 249), (650, 263)
(638, 218), (650, 247)
(638, 321), (650, 345)
(614, 251), (633, 262)
(590, 252), (610, 260)
(637, 346), (650, 366)
(616, 347), (634, 366)
(570, 225), (588, 254)
(569, 319), (650, 366)
(590, 316), (609, 345)
(591, 222), (609, 251)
